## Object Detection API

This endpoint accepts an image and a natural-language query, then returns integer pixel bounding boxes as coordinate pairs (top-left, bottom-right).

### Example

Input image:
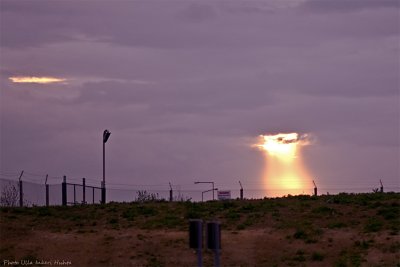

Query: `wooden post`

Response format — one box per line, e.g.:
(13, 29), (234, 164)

(18, 171), (24, 207)
(46, 184), (49, 207)
(239, 181), (243, 200)
(92, 187), (95, 204)
(19, 180), (23, 207)
(73, 184), (76, 205)
(101, 181), (106, 204)
(169, 182), (173, 202)
(313, 180), (318, 196)
(62, 176), (67, 206)
(82, 178), (86, 204)
(45, 174), (49, 207)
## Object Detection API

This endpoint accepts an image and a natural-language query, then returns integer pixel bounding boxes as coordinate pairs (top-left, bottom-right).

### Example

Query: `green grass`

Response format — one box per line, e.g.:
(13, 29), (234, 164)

(1, 192), (398, 233)
(0, 192), (399, 266)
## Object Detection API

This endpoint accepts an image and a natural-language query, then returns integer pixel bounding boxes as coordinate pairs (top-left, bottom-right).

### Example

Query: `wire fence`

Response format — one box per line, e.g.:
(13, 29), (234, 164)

(0, 172), (399, 207)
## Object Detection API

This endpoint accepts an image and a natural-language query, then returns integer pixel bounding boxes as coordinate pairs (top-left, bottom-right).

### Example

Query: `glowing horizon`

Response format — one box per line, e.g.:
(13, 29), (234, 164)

(9, 76), (66, 84)
(255, 133), (313, 197)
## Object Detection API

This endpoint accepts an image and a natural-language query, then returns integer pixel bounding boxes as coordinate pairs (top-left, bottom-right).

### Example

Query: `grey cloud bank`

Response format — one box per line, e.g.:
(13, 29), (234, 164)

(0, 0), (398, 195)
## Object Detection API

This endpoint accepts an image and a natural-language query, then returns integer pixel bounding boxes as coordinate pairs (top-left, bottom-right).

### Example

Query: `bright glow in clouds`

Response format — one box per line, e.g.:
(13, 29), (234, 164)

(9, 76), (66, 84)
(255, 133), (312, 197)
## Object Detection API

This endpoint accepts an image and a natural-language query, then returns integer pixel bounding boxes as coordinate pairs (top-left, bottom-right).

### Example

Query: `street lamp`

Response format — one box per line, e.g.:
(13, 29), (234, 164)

(102, 129), (111, 204)
(195, 181), (215, 200)
(202, 188), (218, 202)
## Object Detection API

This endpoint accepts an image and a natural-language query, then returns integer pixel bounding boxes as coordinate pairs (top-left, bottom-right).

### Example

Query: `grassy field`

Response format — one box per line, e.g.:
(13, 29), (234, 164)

(0, 192), (399, 266)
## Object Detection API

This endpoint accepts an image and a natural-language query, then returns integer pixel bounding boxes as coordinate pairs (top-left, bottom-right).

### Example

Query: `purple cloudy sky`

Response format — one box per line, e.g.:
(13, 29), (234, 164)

(0, 0), (399, 195)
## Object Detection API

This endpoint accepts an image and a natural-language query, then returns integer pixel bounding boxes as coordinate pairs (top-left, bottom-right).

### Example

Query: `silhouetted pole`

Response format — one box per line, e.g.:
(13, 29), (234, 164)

(202, 188), (218, 202)
(62, 176), (67, 206)
(169, 182), (173, 202)
(380, 179), (384, 193)
(82, 178), (86, 204)
(313, 180), (317, 196)
(45, 174), (49, 207)
(189, 219), (203, 267)
(102, 129), (111, 204)
(207, 221), (221, 267)
(73, 184), (76, 204)
(195, 181), (215, 200)
(239, 181), (243, 200)
(18, 170), (24, 207)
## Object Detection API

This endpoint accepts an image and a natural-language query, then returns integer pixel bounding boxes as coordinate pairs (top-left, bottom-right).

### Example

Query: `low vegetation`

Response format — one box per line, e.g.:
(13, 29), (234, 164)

(0, 192), (399, 266)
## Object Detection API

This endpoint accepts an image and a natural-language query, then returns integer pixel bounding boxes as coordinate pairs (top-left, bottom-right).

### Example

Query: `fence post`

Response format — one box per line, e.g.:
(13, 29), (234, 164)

(169, 182), (173, 202)
(62, 176), (67, 206)
(313, 180), (318, 197)
(45, 174), (49, 207)
(101, 181), (106, 204)
(18, 170), (24, 207)
(73, 184), (76, 205)
(46, 184), (49, 207)
(82, 178), (86, 204)
(92, 187), (95, 204)
(239, 181), (243, 200)
(19, 180), (23, 207)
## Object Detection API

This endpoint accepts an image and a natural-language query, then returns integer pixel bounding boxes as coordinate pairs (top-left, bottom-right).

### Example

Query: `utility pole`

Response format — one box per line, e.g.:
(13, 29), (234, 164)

(239, 181), (243, 200)
(313, 180), (317, 196)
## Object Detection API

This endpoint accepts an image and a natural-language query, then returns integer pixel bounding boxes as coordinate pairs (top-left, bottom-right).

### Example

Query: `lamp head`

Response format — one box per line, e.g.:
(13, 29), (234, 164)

(103, 129), (111, 143)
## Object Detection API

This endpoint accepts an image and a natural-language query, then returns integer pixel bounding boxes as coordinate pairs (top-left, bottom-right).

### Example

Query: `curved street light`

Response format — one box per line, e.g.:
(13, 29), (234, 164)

(102, 129), (111, 204)
(202, 188), (218, 202)
(194, 181), (215, 200)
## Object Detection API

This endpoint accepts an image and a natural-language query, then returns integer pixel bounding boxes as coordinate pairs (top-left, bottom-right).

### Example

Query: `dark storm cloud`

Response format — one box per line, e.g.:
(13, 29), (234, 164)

(2, 0), (398, 51)
(73, 78), (275, 114)
(301, 0), (399, 13)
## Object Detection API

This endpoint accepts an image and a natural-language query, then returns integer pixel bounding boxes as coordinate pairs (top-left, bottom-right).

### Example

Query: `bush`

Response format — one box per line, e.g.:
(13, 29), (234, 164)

(311, 252), (324, 261)
(122, 208), (136, 221)
(136, 190), (163, 202)
(0, 183), (19, 207)
(137, 205), (158, 217)
(312, 206), (336, 215)
(364, 219), (383, 233)
(377, 207), (399, 220)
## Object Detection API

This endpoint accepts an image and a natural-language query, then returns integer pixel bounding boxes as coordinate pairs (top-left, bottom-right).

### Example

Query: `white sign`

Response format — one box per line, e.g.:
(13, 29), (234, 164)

(217, 190), (231, 200)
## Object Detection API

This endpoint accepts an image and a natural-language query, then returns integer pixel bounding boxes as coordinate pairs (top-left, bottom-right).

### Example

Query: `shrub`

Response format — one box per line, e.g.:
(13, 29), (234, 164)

(0, 183), (19, 207)
(377, 207), (399, 220)
(312, 206), (336, 215)
(364, 219), (383, 233)
(136, 190), (163, 202)
(311, 252), (324, 261)
(137, 205), (158, 217)
(122, 208), (136, 221)
(328, 221), (347, 229)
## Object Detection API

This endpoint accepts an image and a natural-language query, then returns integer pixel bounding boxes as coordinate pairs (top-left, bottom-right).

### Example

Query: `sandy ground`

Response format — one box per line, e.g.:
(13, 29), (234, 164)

(1, 226), (399, 266)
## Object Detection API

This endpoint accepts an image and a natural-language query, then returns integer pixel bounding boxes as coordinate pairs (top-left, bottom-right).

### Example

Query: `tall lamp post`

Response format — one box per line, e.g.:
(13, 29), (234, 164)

(202, 188), (218, 202)
(195, 181), (215, 200)
(102, 129), (111, 204)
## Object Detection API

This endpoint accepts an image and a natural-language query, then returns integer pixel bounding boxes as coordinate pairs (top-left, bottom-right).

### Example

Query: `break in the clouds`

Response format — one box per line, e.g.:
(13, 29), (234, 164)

(9, 76), (66, 84)
(0, 0), (398, 196)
